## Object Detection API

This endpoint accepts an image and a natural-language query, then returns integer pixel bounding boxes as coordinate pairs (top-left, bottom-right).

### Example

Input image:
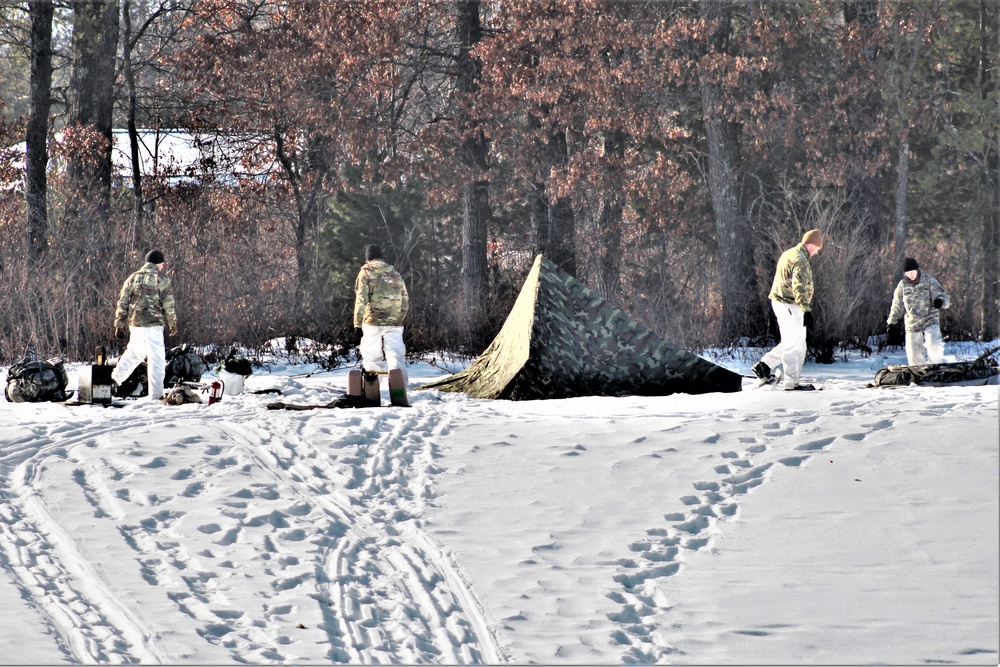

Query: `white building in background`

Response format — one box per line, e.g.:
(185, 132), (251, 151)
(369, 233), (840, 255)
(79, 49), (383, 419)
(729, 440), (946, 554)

(109, 129), (279, 186)
(5, 129), (278, 191)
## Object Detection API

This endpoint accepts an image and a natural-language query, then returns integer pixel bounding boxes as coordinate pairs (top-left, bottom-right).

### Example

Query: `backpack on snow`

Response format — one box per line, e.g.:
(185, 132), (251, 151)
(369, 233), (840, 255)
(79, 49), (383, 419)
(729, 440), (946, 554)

(5, 357), (70, 402)
(165, 344), (206, 386)
(216, 354), (253, 395)
(871, 366), (914, 388)
(115, 344), (205, 397)
(218, 355), (253, 377)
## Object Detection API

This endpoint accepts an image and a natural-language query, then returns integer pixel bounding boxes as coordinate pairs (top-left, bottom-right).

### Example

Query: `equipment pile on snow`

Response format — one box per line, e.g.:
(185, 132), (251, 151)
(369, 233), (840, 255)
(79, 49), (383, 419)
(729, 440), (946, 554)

(870, 346), (999, 388)
(4, 357), (70, 403)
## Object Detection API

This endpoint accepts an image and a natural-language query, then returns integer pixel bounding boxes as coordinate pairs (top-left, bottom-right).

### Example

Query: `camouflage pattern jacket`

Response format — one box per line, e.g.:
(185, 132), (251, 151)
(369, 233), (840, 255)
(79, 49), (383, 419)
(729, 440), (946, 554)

(354, 259), (409, 327)
(768, 243), (815, 312)
(114, 262), (177, 331)
(887, 271), (949, 332)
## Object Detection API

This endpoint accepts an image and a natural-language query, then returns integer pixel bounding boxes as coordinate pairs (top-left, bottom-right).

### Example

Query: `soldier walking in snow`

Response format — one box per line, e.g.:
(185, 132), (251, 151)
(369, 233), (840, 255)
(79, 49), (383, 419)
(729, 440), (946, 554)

(886, 257), (950, 366)
(354, 244), (409, 385)
(112, 250), (177, 401)
(752, 229), (823, 391)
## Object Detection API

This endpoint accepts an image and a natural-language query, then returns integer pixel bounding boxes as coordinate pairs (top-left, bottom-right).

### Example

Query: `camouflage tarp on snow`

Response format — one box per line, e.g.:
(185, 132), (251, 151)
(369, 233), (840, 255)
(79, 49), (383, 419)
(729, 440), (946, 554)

(421, 255), (742, 400)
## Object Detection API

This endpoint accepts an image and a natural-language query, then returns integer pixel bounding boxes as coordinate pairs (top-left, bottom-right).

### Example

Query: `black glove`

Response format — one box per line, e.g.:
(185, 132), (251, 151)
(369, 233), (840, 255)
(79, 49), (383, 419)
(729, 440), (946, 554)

(803, 311), (814, 329)
(115, 327), (125, 340)
(933, 297), (943, 309)
(354, 327), (364, 346)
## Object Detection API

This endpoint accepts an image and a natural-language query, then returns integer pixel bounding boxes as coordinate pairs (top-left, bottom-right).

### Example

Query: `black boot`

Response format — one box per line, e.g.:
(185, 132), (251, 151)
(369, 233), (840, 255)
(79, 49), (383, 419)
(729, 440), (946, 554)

(752, 361), (773, 381)
(785, 383), (816, 391)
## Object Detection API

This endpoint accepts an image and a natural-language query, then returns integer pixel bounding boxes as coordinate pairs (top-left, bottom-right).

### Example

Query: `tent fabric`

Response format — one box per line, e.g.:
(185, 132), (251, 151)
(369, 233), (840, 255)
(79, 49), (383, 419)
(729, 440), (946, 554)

(421, 255), (742, 400)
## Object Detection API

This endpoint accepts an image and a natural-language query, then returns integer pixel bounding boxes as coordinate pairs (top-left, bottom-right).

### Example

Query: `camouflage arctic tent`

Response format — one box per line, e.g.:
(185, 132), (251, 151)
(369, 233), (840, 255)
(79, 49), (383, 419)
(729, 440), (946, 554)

(421, 255), (742, 400)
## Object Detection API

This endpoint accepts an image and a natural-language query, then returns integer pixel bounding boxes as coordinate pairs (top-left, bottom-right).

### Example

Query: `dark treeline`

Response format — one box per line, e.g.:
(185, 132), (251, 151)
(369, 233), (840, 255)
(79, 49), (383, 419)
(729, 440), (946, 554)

(0, 0), (996, 364)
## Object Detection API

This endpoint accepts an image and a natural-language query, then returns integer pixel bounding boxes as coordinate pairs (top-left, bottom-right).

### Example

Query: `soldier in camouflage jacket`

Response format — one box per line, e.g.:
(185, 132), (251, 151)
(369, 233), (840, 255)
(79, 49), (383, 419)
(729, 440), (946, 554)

(887, 257), (950, 366)
(753, 229), (823, 391)
(111, 250), (177, 400)
(354, 245), (409, 386)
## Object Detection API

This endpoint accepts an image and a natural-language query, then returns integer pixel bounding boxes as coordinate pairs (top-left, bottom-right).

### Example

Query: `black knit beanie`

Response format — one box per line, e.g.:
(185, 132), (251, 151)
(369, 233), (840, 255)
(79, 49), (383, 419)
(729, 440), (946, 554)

(145, 249), (165, 264)
(365, 245), (383, 262)
(903, 257), (919, 272)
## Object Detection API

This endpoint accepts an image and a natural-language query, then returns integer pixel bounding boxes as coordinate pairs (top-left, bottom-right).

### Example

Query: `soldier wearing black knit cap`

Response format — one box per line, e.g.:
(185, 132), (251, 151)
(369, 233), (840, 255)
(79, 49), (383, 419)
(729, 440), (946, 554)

(887, 257), (950, 366)
(112, 250), (177, 400)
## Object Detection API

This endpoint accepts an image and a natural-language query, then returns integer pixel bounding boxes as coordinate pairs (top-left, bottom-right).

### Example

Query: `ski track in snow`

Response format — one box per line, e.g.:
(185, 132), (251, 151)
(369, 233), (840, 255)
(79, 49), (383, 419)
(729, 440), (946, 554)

(0, 399), (502, 664)
(0, 418), (171, 664)
(0, 377), (995, 664)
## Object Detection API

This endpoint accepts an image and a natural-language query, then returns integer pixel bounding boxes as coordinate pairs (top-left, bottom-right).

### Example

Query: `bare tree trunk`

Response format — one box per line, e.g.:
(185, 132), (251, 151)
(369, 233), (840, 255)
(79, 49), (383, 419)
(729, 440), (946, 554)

(979, 0), (999, 340)
(274, 129), (325, 319)
(595, 193), (623, 300)
(983, 169), (999, 341)
(455, 0), (491, 344)
(843, 0), (885, 337)
(548, 195), (576, 278)
(893, 139), (909, 273)
(67, 1), (120, 271)
(592, 129), (625, 302)
(26, 0), (54, 267)
(542, 129), (576, 277)
(888, 6), (928, 275)
(122, 0), (146, 235)
(530, 180), (549, 259)
(460, 180), (490, 321)
(699, 0), (762, 343)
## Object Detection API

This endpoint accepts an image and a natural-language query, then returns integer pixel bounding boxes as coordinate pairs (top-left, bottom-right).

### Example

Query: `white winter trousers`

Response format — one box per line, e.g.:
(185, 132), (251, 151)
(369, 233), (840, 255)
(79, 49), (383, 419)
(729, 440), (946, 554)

(760, 301), (807, 389)
(360, 325), (407, 387)
(905, 324), (944, 366)
(112, 325), (166, 400)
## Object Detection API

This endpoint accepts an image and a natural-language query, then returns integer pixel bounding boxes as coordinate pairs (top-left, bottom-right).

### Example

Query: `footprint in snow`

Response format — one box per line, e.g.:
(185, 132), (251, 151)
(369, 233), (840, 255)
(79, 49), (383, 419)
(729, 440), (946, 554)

(779, 456), (810, 467)
(795, 436), (836, 451)
(142, 456), (168, 468)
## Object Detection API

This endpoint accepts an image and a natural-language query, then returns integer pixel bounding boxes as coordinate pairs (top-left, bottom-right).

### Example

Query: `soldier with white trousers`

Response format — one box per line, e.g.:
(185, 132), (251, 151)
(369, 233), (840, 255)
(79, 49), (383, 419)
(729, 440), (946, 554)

(753, 229), (824, 391)
(112, 250), (177, 401)
(354, 244), (409, 387)
(887, 257), (950, 366)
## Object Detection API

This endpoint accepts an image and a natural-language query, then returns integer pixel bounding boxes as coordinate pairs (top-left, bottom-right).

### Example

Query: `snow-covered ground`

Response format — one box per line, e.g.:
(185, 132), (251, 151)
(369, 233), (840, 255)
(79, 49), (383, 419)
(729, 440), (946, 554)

(0, 343), (997, 665)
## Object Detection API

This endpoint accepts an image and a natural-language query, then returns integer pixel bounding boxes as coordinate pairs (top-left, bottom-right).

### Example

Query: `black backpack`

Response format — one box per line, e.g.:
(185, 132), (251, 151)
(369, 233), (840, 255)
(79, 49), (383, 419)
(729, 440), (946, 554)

(117, 362), (148, 397)
(218, 355), (253, 377)
(117, 345), (205, 397)
(5, 357), (70, 402)
(165, 344), (206, 386)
